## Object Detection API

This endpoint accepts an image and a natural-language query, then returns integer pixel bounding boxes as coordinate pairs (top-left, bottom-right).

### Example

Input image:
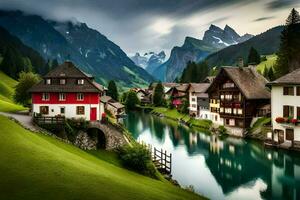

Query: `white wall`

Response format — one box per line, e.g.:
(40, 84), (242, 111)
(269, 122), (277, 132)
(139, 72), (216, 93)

(189, 92), (197, 112)
(33, 103), (101, 121)
(271, 86), (300, 141)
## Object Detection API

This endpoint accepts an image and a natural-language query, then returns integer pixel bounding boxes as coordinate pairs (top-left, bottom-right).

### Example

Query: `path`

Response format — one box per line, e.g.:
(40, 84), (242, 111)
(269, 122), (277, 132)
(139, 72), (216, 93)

(0, 112), (40, 132)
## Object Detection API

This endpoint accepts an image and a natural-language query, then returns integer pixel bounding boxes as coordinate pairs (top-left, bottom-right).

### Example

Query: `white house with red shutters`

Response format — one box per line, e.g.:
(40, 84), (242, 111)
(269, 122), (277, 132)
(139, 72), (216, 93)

(29, 61), (106, 121)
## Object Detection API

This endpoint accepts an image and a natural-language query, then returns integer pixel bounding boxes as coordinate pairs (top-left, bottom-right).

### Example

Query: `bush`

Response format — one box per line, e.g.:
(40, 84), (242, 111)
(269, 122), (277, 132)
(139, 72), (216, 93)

(66, 118), (89, 130)
(218, 125), (228, 135)
(119, 144), (156, 178)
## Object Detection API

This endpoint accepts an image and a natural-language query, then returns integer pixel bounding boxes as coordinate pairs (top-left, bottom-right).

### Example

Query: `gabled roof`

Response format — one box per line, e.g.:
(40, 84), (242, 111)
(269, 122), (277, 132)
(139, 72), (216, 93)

(208, 66), (270, 100)
(108, 101), (125, 109)
(100, 96), (112, 103)
(268, 68), (300, 86)
(44, 61), (92, 78)
(29, 61), (104, 93)
(188, 83), (210, 93)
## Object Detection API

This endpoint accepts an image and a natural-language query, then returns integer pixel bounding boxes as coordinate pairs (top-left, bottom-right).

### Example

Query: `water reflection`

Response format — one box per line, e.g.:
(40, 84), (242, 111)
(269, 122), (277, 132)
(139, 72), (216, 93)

(123, 111), (300, 200)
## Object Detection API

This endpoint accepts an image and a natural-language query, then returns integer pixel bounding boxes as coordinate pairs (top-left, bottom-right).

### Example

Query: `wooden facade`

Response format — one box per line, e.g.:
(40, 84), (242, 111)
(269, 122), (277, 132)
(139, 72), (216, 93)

(208, 67), (270, 133)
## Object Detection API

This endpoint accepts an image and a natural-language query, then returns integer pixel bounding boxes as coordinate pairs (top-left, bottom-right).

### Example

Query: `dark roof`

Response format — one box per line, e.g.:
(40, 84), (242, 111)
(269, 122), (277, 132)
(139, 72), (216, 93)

(29, 61), (104, 93)
(188, 83), (210, 93)
(100, 96), (112, 103)
(203, 76), (215, 83)
(268, 68), (300, 86)
(208, 66), (270, 99)
(108, 101), (124, 109)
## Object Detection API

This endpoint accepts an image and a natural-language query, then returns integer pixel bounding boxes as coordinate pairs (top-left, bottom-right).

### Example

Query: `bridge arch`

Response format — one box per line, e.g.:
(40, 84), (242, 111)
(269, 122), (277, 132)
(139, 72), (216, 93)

(86, 121), (128, 150)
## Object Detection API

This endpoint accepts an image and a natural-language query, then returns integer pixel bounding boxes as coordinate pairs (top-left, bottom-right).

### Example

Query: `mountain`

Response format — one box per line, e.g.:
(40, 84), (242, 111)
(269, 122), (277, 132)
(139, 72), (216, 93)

(130, 51), (167, 74)
(154, 25), (253, 82)
(0, 10), (154, 88)
(205, 25), (284, 67)
(0, 25), (47, 77)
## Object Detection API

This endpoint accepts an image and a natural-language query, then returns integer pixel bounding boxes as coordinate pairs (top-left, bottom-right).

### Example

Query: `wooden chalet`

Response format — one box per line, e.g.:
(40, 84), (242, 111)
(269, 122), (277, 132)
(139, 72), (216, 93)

(207, 66), (270, 136)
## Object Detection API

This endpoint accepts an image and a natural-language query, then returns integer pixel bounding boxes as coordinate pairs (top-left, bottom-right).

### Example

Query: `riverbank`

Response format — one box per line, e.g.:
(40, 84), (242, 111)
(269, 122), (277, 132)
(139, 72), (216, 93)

(137, 106), (212, 131)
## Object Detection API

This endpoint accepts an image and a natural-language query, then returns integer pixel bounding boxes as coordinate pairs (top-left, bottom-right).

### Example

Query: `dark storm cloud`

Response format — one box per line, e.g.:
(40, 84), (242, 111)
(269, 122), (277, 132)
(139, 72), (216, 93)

(253, 16), (275, 22)
(266, 0), (300, 10)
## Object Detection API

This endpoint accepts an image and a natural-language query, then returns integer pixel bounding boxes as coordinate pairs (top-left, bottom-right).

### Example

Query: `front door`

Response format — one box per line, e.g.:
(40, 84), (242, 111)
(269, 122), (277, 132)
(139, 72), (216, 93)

(90, 107), (97, 121)
(278, 130), (284, 144)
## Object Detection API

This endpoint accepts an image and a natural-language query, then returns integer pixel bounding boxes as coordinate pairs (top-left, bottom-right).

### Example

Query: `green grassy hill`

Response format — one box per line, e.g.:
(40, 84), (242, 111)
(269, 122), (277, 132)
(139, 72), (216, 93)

(256, 54), (277, 74)
(0, 115), (204, 200)
(0, 71), (25, 112)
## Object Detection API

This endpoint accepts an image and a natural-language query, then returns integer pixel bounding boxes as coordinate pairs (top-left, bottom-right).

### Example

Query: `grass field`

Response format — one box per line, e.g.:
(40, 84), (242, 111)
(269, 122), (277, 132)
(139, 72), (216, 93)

(256, 54), (277, 74)
(151, 107), (212, 129)
(0, 71), (25, 112)
(0, 115), (205, 200)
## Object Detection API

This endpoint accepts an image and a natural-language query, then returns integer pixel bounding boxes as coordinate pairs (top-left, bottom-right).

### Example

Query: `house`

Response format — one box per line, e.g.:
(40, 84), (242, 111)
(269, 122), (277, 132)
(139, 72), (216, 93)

(29, 61), (105, 121)
(207, 66), (270, 136)
(166, 84), (189, 108)
(148, 82), (180, 100)
(100, 96), (125, 118)
(132, 88), (151, 104)
(266, 68), (300, 148)
(187, 83), (210, 119)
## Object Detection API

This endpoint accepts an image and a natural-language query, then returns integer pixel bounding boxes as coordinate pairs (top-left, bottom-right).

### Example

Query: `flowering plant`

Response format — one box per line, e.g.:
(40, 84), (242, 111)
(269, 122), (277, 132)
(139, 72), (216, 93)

(275, 117), (285, 123)
(291, 119), (298, 124)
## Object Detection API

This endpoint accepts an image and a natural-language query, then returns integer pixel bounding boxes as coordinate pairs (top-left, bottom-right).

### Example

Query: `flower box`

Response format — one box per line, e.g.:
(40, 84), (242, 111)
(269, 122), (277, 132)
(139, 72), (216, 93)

(275, 117), (299, 126)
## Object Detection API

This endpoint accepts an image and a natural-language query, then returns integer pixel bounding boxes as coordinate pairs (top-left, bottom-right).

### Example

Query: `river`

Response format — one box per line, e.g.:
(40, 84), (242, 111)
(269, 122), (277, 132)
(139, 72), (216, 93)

(123, 111), (300, 200)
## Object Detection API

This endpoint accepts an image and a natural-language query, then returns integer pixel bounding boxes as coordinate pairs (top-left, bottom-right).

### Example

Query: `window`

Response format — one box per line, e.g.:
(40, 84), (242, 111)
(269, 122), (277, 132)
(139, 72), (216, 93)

(238, 109), (243, 115)
(283, 105), (294, 118)
(225, 108), (232, 114)
(297, 107), (300, 120)
(40, 106), (49, 114)
(286, 129), (294, 141)
(77, 93), (84, 101)
(229, 119), (235, 126)
(283, 87), (294, 96)
(192, 104), (196, 108)
(59, 93), (66, 101)
(220, 107), (224, 113)
(60, 79), (66, 85)
(76, 106), (85, 115)
(77, 79), (84, 85)
(225, 94), (232, 100)
(223, 82), (235, 88)
(192, 98), (196, 102)
(60, 107), (65, 114)
(297, 87), (300, 96)
(42, 93), (50, 101)
(46, 79), (51, 85)
(220, 95), (224, 100)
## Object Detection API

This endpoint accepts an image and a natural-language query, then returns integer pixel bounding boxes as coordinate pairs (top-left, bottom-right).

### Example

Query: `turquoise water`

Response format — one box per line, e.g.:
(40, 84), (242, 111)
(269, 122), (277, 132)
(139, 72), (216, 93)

(123, 111), (300, 200)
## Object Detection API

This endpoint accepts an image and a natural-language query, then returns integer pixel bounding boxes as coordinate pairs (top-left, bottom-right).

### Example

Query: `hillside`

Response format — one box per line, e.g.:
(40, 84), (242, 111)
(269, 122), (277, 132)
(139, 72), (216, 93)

(205, 26), (284, 67)
(0, 10), (154, 88)
(0, 115), (204, 200)
(0, 26), (46, 77)
(0, 71), (24, 112)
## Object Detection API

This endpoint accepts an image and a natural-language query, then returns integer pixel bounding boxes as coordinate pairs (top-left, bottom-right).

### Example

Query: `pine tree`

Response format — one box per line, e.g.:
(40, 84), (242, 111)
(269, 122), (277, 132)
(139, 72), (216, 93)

(107, 80), (119, 101)
(125, 91), (140, 110)
(286, 8), (300, 25)
(263, 67), (269, 80)
(268, 67), (275, 81)
(247, 47), (261, 65)
(274, 8), (300, 78)
(180, 61), (209, 83)
(0, 46), (24, 78)
(153, 82), (164, 106)
(52, 59), (59, 69)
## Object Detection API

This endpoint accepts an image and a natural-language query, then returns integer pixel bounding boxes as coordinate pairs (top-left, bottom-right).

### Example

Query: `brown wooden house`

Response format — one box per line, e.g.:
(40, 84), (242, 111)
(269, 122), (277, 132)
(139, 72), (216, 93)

(207, 66), (270, 136)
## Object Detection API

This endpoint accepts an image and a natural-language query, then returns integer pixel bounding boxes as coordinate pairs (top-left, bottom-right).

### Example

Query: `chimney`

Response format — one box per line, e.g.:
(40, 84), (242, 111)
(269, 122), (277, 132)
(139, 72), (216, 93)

(237, 57), (244, 68)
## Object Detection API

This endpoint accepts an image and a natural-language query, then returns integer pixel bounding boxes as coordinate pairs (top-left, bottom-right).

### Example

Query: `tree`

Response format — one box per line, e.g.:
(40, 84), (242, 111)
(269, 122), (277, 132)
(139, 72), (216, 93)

(286, 8), (300, 25)
(0, 46), (24, 78)
(125, 91), (140, 110)
(263, 66), (269, 79)
(268, 67), (275, 81)
(274, 8), (300, 78)
(247, 47), (261, 65)
(107, 80), (119, 101)
(14, 72), (41, 106)
(52, 59), (59, 69)
(153, 82), (164, 106)
(180, 61), (209, 83)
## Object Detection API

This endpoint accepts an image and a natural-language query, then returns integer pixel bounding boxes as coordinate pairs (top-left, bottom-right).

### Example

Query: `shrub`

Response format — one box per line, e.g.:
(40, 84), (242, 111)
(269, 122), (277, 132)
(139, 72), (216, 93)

(119, 144), (156, 178)
(218, 125), (228, 135)
(291, 119), (298, 124)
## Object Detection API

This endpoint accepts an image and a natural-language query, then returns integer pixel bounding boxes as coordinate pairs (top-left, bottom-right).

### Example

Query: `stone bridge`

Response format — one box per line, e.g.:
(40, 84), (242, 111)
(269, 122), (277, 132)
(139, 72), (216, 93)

(75, 121), (129, 150)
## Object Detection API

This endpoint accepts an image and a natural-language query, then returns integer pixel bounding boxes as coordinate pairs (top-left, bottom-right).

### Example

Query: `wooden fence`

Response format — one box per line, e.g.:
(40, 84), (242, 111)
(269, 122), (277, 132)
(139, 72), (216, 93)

(139, 141), (172, 175)
(33, 115), (65, 125)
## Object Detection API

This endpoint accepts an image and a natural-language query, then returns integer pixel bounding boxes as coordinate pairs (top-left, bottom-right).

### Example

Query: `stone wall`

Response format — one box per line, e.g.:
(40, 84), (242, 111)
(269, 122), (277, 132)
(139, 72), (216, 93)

(74, 131), (98, 150)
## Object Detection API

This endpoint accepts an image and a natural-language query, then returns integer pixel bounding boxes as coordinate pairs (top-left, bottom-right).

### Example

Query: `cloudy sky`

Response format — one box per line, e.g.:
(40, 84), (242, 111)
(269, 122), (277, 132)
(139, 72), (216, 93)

(0, 0), (299, 56)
